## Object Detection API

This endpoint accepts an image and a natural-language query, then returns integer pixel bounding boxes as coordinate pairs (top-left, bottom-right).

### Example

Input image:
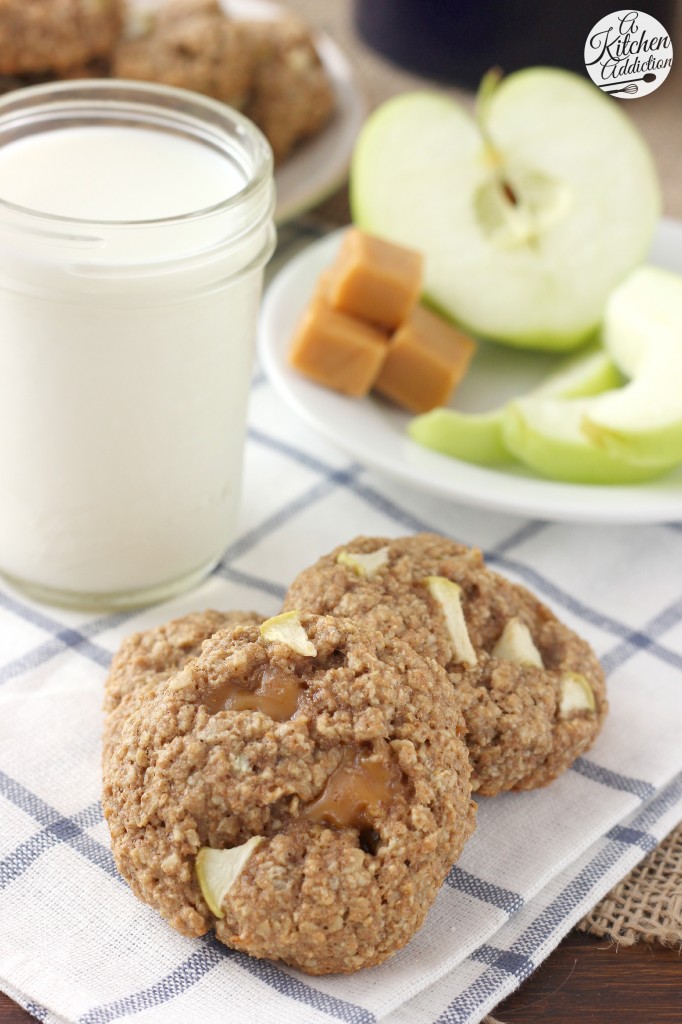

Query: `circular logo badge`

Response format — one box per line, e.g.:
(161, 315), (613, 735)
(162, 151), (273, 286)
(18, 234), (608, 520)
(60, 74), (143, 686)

(584, 9), (673, 98)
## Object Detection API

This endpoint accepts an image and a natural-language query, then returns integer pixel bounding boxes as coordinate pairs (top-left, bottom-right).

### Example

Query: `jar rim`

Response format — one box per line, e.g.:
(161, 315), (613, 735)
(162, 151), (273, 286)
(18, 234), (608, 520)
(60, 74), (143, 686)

(0, 79), (274, 228)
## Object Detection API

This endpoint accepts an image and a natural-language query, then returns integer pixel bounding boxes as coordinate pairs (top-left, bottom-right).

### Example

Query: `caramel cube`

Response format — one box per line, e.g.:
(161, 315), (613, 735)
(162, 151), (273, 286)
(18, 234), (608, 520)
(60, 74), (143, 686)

(313, 270), (332, 302)
(288, 294), (388, 398)
(327, 228), (423, 329)
(374, 305), (477, 413)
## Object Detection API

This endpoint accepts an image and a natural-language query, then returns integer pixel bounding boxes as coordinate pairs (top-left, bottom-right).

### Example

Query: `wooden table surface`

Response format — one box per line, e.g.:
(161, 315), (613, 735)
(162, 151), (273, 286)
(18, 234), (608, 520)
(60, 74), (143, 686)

(1, 929), (680, 1023)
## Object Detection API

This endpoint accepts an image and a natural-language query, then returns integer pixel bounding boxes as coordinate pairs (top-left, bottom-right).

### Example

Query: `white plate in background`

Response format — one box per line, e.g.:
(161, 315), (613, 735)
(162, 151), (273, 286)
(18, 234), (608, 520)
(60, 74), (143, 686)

(258, 222), (682, 524)
(226, 0), (365, 224)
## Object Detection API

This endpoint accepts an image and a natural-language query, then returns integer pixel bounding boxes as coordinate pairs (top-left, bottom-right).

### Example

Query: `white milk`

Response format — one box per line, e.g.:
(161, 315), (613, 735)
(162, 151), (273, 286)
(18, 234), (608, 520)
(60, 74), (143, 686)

(0, 83), (275, 606)
(0, 126), (245, 220)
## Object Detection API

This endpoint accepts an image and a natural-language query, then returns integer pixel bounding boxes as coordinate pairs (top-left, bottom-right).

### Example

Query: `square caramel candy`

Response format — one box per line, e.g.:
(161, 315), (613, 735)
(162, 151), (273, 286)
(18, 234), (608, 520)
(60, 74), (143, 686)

(374, 305), (477, 413)
(327, 228), (423, 329)
(288, 288), (389, 398)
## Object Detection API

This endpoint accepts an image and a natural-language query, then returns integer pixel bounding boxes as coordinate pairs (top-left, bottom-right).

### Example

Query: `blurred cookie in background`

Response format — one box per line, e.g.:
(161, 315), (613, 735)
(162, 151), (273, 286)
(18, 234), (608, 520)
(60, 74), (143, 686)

(115, 0), (335, 161)
(0, 0), (335, 164)
(240, 14), (335, 163)
(115, 0), (254, 108)
(0, 0), (123, 77)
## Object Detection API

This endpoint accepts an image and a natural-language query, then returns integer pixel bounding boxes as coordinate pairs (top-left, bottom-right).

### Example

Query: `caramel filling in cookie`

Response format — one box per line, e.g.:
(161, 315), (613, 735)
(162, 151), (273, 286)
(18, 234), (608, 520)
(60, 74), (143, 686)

(303, 743), (404, 831)
(204, 665), (303, 722)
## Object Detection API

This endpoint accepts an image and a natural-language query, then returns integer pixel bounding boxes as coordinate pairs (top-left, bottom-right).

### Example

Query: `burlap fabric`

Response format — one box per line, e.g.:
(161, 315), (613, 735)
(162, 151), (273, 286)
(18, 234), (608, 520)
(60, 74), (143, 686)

(484, 825), (682, 1021)
(578, 820), (682, 947)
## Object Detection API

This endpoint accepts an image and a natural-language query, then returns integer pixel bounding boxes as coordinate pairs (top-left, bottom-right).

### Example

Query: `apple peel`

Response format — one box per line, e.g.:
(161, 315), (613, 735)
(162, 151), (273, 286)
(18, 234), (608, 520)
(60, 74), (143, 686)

(260, 610), (317, 657)
(196, 838), (264, 918)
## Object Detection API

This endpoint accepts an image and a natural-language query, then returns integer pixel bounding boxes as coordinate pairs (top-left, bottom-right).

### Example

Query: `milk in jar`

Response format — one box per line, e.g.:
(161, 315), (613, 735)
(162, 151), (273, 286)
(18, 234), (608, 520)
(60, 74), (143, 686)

(0, 81), (275, 607)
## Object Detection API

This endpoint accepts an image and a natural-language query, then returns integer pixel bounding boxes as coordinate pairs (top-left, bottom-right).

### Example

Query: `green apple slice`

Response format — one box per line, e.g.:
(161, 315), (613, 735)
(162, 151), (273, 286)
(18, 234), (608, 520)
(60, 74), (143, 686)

(492, 618), (543, 667)
(424, 576), (477, 667)
(559, 672), (596, 717)
(351, 70), (660, 349)
(336, 546), (390, 578)
(259, 610), (317, 656)
(502, 394), (669, 483)
(408, 407), (510, 466)
(582, 338), (682, 466)
(408, 345), (623, 466)
(196, 838), (264, 918)
(581, 266), (682, 465)
(535, 346), (625, 399)
(602, 265), (682, 376)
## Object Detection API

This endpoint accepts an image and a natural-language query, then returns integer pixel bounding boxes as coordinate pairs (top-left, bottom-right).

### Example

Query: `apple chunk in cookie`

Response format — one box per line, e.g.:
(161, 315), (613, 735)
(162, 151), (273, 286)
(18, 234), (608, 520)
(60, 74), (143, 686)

(196, 838), (264, 918)
(284, 533), (607, 795)
(103, 611), (475, 975)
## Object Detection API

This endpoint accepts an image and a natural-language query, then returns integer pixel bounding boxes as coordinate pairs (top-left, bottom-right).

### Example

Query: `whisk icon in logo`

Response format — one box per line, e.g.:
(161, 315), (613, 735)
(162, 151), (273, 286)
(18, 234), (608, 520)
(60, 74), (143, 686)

(584, 9), (673, 98)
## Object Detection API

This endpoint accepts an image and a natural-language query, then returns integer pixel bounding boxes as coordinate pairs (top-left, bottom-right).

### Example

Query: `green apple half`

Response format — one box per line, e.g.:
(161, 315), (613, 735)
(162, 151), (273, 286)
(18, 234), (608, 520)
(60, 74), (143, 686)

(351, 69), (660, 350)
(408, 344), (623, 465)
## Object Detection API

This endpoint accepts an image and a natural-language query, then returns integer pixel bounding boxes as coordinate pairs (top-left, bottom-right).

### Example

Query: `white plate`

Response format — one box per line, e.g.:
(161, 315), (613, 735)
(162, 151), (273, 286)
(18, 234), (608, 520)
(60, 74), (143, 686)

(226, 0), (365, 225)
(258, 222), (682, 524)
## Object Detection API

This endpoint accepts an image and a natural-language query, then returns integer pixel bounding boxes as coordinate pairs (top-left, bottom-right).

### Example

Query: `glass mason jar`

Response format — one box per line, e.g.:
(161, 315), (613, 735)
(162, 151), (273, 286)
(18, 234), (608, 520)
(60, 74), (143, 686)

(0, 81), (276, 609)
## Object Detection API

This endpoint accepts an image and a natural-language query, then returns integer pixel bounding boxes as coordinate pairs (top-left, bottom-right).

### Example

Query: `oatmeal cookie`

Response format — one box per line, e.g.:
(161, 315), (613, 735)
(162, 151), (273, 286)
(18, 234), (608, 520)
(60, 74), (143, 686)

(240, 16), (334, 163)
(0, 57), (110, 97)
(284, 534), (607, 796)
(103, 609), (262, 764)
(114, 0), (254, 108)
(0, 0), (122, 76)
(103, 612), (475, 974)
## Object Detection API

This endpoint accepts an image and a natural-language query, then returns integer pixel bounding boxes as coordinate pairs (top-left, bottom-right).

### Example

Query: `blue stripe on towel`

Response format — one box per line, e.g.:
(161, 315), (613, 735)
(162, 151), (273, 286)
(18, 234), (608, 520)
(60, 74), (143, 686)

(469, 945), (533, 980)
(0, 771), (118, 880)
(204, 938), (376, 1024)
(570, 758), (656, 800)
(212, 564), (287, 601)
(445, 867), (523, 916)
(79, 935), (376, 1024)
(78, 944), (227, 1024)
(220, 469), (361, 565)
(439, 769), (682, 1024)
(24, 1002), (49, 1022)
(606, 825), (658, 852)
(0, 766), (375, 1024)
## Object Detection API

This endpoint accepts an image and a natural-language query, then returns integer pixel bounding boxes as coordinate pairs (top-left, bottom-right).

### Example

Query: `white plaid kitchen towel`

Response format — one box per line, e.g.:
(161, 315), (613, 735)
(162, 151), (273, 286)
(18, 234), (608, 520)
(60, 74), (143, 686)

(1, 221), (681, 1024)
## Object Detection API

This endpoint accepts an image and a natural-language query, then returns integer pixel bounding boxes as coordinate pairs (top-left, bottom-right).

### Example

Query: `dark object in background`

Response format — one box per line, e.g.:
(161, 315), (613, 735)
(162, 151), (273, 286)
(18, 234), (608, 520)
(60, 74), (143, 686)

(354, 0), (675, 89)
